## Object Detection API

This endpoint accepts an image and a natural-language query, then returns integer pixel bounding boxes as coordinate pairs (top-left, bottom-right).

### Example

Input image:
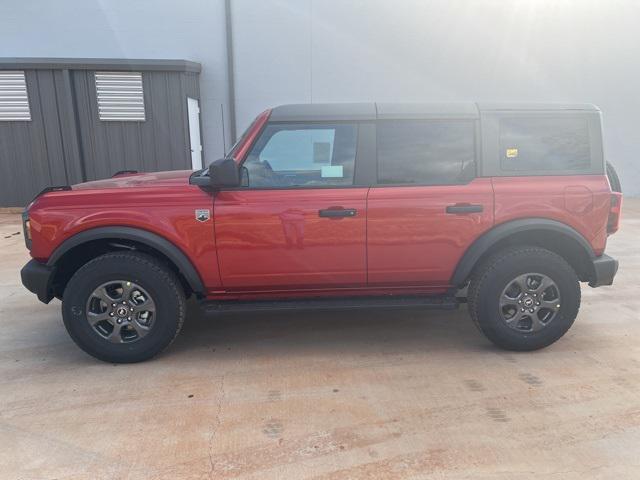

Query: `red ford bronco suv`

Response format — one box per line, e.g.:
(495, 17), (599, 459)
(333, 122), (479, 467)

(20, 103), (622, 363)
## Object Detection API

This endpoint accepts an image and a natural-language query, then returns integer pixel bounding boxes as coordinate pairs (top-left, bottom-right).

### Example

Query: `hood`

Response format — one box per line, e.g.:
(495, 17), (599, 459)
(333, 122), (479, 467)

(72, 170), (193, 190)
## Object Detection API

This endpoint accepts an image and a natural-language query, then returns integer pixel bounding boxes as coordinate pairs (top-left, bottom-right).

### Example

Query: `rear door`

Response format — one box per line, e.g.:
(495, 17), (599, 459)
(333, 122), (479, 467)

(367, 118), (494, 286)
(214, 122), (370, 291)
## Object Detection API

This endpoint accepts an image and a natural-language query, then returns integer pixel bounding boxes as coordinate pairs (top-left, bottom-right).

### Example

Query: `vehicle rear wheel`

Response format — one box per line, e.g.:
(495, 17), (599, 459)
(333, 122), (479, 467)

(62, 252), (186, 363)
(468, 246), (580, 351)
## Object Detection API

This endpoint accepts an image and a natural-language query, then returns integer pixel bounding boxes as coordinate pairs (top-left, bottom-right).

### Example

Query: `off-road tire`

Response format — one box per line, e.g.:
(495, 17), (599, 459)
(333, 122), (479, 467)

(468, 246), (581, 351)
(62, 252), (186, 363)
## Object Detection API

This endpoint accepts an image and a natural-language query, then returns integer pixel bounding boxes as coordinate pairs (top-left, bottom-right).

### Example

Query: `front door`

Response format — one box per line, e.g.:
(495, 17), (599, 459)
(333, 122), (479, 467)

(214, 122), (367, 291)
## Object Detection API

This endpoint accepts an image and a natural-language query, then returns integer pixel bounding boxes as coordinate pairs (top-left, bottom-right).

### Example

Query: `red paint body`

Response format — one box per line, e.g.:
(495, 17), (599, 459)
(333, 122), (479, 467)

(492, 176), (612, 256)
(28, 171), (224, 292)
(26, 110), (618, 301)
(214, 189), (368, 291)
(367, 178), (494, 287)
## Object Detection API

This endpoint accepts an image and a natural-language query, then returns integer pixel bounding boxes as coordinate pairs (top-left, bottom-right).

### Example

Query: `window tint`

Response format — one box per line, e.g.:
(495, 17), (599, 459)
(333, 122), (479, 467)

(243, 123), (357, 187)
(499, 117), (590, 171)
(377, 120), (476, 185)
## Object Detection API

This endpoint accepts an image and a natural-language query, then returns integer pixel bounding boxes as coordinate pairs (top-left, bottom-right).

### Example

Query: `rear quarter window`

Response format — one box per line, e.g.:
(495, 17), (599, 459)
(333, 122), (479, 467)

(499, 117), (591, 171)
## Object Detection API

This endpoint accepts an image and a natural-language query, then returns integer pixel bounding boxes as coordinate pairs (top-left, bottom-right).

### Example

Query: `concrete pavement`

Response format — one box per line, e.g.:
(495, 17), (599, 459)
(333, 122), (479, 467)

(1, 201), (639, 479)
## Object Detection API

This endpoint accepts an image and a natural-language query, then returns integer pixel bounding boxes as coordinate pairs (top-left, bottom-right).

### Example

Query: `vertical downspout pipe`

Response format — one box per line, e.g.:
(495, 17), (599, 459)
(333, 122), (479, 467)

(224, 0), (237, 145)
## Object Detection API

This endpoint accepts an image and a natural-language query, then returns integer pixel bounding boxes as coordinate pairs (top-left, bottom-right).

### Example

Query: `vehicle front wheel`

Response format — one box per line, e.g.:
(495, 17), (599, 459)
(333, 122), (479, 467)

(468, 246), (580, 351)
(62, 252), (186, 363)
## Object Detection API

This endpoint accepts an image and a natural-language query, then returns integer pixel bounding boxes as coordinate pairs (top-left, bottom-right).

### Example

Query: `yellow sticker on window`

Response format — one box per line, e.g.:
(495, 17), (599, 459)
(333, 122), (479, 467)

(506, 148), (518, 158)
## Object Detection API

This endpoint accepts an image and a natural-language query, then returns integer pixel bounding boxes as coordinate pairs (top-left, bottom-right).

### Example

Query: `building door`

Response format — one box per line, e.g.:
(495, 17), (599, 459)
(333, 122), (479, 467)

(187, 97), (203, 170)
(213, 122), (368, 290)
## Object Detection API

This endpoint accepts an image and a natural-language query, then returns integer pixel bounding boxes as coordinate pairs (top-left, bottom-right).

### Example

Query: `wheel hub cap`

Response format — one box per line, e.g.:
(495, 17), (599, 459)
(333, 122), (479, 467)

(85, 281), (156, 343)
(499, 273), (561, 333)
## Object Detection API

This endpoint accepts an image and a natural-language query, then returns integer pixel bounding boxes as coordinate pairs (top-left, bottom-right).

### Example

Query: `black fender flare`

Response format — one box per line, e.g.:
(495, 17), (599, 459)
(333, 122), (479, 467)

(450, 218), (596, 287)
(47, 226), (205, 294)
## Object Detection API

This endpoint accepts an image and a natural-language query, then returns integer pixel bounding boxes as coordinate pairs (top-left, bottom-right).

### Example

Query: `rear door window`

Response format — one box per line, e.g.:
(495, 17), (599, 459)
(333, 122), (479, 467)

(376, 120), (476, 185)
(499, 117), (591, 171)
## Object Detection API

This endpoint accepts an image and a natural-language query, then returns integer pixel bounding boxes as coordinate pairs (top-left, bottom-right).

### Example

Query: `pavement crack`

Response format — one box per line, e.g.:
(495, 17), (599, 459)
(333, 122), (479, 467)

(207, 373), (226, 479)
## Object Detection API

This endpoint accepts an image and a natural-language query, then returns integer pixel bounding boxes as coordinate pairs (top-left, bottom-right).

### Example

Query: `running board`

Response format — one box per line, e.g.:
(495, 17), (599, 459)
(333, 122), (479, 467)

(201, 295), (459, 314)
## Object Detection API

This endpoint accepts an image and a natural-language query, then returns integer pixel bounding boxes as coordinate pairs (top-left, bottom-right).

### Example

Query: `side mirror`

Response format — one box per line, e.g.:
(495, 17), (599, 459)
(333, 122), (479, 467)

(190, 157), (240, 189)
(209, 157), (240, 188)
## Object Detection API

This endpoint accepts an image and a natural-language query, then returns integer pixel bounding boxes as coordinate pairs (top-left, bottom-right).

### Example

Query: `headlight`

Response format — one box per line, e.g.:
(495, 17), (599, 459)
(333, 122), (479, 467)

(22, 210), (32, 250)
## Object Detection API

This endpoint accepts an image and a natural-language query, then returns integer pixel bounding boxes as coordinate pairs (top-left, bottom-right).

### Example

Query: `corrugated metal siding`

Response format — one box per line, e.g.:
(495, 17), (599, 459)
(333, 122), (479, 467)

(0, 71), (31, 121)
(74, 70), (192, 180)
(95, 72), (145, 121)
(0, 70), (79, 206)
(0, 64), (198, 206)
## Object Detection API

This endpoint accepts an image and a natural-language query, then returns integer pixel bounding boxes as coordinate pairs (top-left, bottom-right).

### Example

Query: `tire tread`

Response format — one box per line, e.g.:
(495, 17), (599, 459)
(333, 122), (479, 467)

(468, 246), (580, 350)
(63, 251), (186, 362)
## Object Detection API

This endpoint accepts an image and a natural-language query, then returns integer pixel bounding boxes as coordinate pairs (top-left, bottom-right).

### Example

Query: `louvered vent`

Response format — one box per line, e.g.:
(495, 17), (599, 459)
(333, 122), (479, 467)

(95, 72), (145, 121)
(0, 71), (31, 121)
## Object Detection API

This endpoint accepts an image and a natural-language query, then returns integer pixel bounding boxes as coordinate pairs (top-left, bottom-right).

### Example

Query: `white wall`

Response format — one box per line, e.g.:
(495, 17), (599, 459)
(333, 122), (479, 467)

(0, 0), (232, 162)
(232, 0), (640, 194)
(2, 0), (639, 193)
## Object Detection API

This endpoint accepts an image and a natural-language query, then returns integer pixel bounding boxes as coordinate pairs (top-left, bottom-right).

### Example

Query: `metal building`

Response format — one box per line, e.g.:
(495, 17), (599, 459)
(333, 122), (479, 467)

(1, 1), (639, 202)
(0, 58), (202, 206)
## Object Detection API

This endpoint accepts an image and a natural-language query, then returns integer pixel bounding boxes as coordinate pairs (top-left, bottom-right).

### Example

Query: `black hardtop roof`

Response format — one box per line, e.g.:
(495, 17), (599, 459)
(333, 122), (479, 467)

(269, 102), (600, 122)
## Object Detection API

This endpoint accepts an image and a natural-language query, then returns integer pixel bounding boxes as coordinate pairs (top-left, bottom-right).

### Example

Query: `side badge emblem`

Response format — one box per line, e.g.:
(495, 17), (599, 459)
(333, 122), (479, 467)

(195, 209), (211, 222)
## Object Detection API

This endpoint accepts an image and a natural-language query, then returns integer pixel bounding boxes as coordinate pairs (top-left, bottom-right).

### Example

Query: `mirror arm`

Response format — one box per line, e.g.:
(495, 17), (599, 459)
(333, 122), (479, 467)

(189, 171), (213, 189)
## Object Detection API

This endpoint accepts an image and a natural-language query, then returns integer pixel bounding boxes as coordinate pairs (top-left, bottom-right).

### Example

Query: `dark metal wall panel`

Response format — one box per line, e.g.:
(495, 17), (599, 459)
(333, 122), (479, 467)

(147, 72), (172, 173)
(1, 58), (201, 73)
(35, 69), (67, 185)
(0, 61), (200, 206)
(1, 69), (91, 205)
(55, 70), (85, 185)
(73, 70), (191, 180)
(165, 72), (188, 168)
(0, 69), (70, 206)
(182, 72), (200, 100)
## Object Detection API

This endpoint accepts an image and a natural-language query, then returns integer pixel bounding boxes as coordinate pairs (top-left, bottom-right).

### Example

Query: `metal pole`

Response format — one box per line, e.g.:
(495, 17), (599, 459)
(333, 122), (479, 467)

(224, 0), (237, 144)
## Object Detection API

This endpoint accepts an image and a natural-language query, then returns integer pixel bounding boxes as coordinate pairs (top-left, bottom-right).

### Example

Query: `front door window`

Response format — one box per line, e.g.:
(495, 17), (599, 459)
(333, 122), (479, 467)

(242, 123), (357, 188)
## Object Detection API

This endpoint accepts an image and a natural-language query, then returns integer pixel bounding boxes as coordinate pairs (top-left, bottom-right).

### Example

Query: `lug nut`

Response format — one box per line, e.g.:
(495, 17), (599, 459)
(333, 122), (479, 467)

(529, 309), (535, 313)
(112, 303), (116, 307)
(536, 302), (540, 306)
(117, 319), (122, 324)
(130, 307), (134, 312)
(521, 308), (525, 312)
(127, 317), (131, 321)
(518, 300), (522, 304)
